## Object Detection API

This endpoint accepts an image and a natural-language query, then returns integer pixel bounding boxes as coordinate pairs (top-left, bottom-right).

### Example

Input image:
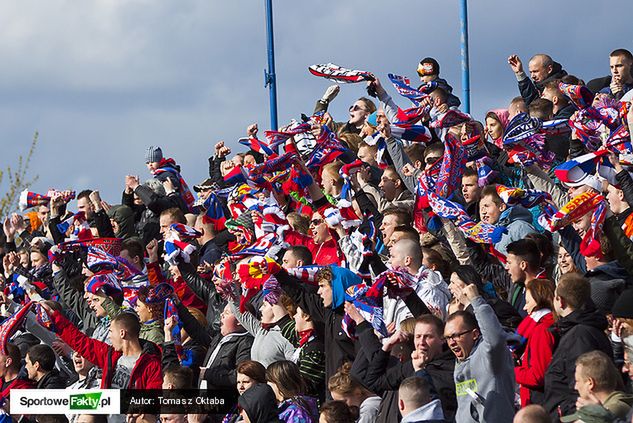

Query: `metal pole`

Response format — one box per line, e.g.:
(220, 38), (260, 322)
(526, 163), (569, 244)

(459, 0), (470, 113)
(264, 0), (278, 130)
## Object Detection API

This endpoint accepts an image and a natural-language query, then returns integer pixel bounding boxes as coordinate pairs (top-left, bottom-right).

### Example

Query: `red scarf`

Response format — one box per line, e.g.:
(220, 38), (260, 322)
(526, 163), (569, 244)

(298, 329), (315, 347)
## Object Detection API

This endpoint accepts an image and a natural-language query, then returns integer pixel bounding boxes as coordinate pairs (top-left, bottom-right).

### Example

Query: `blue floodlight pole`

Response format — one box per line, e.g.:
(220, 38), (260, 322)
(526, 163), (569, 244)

(459, 0), (470, 113)
(264, 0), (278, 130)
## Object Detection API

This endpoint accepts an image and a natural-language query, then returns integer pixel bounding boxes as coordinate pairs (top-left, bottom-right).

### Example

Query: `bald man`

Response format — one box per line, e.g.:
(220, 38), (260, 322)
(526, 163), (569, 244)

(398, 376), (445, 423)
(508, 53), (567, 105)
(384, 239), (451, 327)
(513, 405), (550, 423)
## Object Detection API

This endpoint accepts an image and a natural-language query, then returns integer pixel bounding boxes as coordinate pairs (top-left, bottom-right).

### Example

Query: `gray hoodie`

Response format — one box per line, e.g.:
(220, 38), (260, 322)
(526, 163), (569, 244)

(453, 297), (516, 423)
(495, 205), (536, 255)
(401, 398), (445, 423)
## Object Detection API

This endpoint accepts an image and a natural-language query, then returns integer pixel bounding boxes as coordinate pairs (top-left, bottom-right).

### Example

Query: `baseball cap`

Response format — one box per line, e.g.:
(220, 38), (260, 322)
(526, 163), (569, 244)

(560, 405), (615, 423)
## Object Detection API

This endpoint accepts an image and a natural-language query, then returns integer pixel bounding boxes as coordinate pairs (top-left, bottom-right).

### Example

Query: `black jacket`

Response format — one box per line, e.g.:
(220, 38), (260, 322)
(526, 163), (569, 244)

(548, 103), (576, 161)
(176, 302), (253, 389)
(543, 306), (612, 420)
(518, 61), (568, 106)
(134, 184), (188, 215)
(162, 338), (208, 381)
(121, 191), (161, 244)
(177, 262), (226, 332)
(37, 369), (68, 389)
(366, 348), (457, 423)
(276, 270), (355, 382)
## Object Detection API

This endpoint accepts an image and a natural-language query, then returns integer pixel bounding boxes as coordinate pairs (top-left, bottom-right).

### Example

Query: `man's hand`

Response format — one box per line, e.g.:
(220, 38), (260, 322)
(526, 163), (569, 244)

(344, 302), (365, 325)
(382, 330), (408, 352)
(247, 123), (258, 137)
(321, 85), (340, 103)
(507, 55), (524, 74)
(197, 261), (213, 274)
(215, 141), (231, 159)
(463, 284), (481, 301)
(162, 178), (175, 194)
(2, 218), (15, 242)
(378, 122), (391, 139)
(125, 175), (140, 193)
(89, 191), (102, 212)
(146, 239), (159, 263)
(10, 214), (25, 235)
(164, 315), (178, 333)
(367, 76), (386, 98)
(610, 75), (623, 95)
(411, 349), (430, 371)
(436, 103), (449, 114)
(575, 390), (602, 409)
(52, 340), (72, 358)
(402, 163), (416, 178)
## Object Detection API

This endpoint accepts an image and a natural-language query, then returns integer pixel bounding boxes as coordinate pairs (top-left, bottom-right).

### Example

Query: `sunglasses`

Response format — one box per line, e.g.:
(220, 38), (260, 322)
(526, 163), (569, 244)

(349, 104), (367, 112)
(425, 156), (441, 165)
(310, 218), (324, 226)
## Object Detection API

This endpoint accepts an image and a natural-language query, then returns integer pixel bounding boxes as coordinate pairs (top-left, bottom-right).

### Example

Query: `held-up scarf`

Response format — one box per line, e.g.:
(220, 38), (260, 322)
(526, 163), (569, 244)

(387, 73), (435, 105)
(539, 191), (607, 257)
(164, 298), (186, 364)
(238, 136), (274, 156)
(0, 302), (34, 354)
(342, 281), (387, 339)
(306, 125), (347, 172)
(264, 123), (312, 154)
(503, 113), (555, 169)
(153, 158), (195, 212)
(236, 256), (281, 312)
(308, 63), (373, 83)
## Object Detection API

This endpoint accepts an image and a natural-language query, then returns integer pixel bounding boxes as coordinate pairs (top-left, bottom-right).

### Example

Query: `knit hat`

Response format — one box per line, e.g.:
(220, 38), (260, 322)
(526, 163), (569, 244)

(612, 288), (633, 319)
(145, 146), (163, 164)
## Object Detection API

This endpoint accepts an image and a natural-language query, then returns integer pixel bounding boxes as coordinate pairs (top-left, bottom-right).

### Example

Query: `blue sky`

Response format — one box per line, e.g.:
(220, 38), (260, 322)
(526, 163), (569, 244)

(0, 0), (630, 208)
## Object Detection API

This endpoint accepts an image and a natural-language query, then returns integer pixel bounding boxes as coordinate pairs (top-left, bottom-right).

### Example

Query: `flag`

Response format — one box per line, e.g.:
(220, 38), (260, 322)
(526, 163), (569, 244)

(56, 212), (87, 235)
(238, 136), (274, 156)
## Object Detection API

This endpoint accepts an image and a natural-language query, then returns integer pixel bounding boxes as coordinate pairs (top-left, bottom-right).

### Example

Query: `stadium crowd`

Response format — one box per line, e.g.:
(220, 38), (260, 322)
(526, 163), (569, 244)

(1, 49), (633, 423)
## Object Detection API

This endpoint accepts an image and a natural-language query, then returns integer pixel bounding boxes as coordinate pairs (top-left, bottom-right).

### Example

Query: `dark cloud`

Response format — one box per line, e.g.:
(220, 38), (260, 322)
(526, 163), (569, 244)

(0, 0), (629, 204)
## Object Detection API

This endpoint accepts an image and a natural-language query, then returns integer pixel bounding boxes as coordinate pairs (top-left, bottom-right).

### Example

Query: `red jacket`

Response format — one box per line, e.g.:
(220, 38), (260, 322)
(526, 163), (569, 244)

(51, 310), (163, 389)
(515, 309), (555, 407)
(0, 377), (33, 404)
(284, 231), (344, 266)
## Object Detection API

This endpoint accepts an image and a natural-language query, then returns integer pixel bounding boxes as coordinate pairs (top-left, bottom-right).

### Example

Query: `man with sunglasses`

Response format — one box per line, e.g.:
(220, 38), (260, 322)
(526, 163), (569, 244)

(314, 84), (377, 136)
(445, 283), (516, 423)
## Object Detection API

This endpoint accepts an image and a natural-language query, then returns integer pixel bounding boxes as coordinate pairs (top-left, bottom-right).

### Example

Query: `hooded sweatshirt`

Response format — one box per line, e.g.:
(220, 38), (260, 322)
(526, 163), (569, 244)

(495, 205), (537, 255)
(453, 297), (516, 423)
(584, 261), (630, 314)
(238, 383), (282, 423)
(401, 398), (446, 423)
(107, 205), (136, 239)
